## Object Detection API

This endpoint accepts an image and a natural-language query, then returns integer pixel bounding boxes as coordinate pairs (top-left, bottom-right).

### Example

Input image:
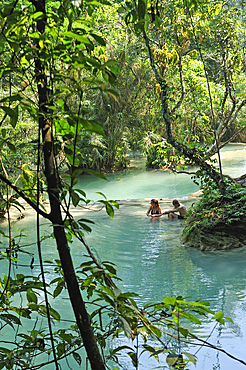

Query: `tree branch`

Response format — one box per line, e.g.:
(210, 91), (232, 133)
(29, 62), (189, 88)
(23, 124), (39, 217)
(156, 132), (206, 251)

(171, 53), (186, 115)
(0, 174), (50, 220)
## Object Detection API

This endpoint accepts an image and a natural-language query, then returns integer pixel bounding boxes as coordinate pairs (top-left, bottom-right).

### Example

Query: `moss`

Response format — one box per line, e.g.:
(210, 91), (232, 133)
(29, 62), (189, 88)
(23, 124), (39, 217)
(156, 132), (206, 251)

(182, 183), (246, 250)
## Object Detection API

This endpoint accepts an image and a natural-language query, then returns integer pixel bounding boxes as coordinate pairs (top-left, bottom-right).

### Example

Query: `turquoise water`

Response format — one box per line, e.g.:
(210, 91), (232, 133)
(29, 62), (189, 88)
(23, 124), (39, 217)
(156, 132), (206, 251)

(76, 144), (246, 201)
(81, 204), (246, 370)
(1, 144), (246, 369)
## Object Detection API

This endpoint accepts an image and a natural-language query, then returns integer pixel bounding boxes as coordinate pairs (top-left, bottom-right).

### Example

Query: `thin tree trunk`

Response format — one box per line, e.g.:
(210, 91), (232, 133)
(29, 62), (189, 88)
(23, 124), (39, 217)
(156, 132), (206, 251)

(32, 0), (106, 368)
(142, 29), (223, 189)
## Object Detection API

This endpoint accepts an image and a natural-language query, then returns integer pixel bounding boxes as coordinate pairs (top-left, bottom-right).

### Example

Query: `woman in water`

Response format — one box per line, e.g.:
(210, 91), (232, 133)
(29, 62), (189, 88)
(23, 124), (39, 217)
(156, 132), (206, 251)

(146, 199), (162, 218)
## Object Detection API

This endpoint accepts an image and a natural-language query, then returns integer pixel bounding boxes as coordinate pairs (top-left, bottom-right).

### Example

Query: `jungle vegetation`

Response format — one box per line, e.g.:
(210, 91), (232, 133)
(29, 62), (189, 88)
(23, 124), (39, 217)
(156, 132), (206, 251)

(0, 0), (246, 369)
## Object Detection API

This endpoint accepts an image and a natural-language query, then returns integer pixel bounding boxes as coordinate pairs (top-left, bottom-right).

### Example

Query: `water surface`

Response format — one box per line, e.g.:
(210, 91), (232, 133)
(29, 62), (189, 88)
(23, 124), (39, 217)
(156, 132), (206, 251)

(76, 143), (246, 201)
(1, 145), (246, 369)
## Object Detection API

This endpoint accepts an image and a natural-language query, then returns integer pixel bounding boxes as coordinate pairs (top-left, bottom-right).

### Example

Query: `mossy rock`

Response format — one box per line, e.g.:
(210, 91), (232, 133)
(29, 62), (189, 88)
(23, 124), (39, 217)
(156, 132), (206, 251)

(181, 220), (246, 251)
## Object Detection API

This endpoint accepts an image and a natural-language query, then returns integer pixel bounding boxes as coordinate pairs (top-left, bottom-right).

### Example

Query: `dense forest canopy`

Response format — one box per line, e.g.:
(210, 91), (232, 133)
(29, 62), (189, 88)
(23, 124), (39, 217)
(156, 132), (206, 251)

(0, 0), (246, 369)
(1, 0), (246, 179)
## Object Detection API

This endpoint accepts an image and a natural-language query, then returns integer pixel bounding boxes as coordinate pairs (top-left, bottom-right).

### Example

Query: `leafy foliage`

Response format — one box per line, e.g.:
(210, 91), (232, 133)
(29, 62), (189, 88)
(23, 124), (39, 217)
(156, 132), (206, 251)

(0, 0), (242, 369)
(183, 179), (246, 242)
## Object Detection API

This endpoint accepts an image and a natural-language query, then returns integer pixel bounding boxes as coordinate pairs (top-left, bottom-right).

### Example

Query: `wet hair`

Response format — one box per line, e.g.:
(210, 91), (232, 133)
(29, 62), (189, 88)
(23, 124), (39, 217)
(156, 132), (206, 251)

(151, 199), (159, 206)
(172, 199), (179, 206)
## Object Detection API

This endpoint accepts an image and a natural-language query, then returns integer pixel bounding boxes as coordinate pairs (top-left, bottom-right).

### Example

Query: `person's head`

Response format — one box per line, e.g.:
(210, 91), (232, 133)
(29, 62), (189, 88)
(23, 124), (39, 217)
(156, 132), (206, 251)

(151, 199), (159, 206)
(172, 199), (180, 207)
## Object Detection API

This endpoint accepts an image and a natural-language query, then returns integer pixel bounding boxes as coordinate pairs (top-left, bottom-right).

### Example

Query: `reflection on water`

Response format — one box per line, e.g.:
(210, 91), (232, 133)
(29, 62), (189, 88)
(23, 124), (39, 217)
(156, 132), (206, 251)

(0, 146), (246, 369)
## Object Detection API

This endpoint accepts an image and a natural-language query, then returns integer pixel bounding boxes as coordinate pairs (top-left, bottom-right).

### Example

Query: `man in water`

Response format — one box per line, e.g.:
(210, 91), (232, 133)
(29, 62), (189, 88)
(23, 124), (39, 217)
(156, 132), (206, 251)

(162, 199), (186, 220)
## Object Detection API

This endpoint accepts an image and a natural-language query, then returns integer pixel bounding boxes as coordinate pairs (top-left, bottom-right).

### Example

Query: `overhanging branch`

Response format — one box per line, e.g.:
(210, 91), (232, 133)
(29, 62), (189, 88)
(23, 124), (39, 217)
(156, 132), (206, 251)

(0, 174), (50, 220)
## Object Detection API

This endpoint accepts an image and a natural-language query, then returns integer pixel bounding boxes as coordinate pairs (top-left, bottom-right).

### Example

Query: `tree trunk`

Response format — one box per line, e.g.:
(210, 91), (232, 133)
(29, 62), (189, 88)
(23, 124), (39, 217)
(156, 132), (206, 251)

(142, 30), (224, 190)
(33, 1), (106, 369)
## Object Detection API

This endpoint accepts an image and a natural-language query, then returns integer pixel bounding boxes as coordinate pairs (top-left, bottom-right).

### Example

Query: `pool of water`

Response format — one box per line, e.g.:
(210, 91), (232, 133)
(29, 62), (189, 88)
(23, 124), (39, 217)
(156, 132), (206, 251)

(75, 144), (246, 201)
(1, 145), (246, 369)
(76, 202), (246, 370)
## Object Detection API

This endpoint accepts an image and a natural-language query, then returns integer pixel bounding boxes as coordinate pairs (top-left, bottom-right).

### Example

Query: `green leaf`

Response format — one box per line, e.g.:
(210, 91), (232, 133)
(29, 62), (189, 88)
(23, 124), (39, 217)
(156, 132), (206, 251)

(73, 189), (86, 199)
(105, 202), (114, 218)
(181, 311), (201, 325)
(179, 327), (189, 338)
(53, 282), (64, 298)
(0, 313), (21, 328)
(96, 191), (107, 199)
(27, 303), (39, 312)
(83, 169), (107, 180)
(103, 59), (117, 67)
(104, 88), (119, 102)
(137, 0), (147, 20)
(71, 169), (84, 180)
(80, 118), (104, 135)
(109, 345), (134, 358)
(26, 289), (38, 304)
(47, 307), (61, 322)
(127, 351), (138, 368)
(78, 221), (92, 232)
(73, 352), (82, 365)
(0, 347), (11, 355)
(29, 31), (40, 39)
(213, 311), (226, 324)
(64, 31), (92, 45)
(182, 352), (197, 364)
(57, 342), (65, 357)
(6, 141), (16, 153)
(100, 285), (115, 299)
(32, 11), (44, 20)
(109, 200), (119, 209)
(71, 190), (80, 207)
(163, 296), (176, 306)
(0, 106), (18, 127)
(120, 317), (132, 339)
(0, 94), (22, 103)
(77, 218), (94, 224)
(142, 344), (164, 361)
(149, 324), (162, 338)
(103, 263), (116, 275)
(1, 128), (6, 138)
(166, 353), (179, 367)
(90, 33), (106, 46)
(30, 329), (39, 339)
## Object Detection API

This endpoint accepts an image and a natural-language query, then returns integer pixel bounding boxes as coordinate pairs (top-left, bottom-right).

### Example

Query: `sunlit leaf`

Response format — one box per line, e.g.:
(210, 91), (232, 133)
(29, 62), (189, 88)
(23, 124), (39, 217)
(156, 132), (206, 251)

(166, 353), (179, 367)
(182, 311), (201, 325)
(182, 352), (197, 364)
(163, 297), (176, 306)
(32, 11), (44, 20)
(64, 31), (92, 44)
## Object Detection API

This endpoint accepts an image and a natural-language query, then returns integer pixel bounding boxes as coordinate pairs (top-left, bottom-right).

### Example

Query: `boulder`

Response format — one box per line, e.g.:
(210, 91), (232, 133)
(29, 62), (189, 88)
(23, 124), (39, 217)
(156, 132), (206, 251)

(181, 221), (246, 251)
